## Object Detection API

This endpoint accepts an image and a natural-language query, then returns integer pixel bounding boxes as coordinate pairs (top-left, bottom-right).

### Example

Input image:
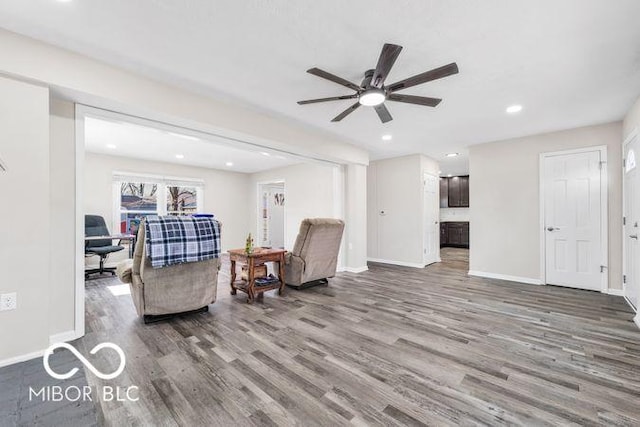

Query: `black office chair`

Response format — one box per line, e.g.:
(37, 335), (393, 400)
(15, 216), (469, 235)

(85, 215), (124, 278)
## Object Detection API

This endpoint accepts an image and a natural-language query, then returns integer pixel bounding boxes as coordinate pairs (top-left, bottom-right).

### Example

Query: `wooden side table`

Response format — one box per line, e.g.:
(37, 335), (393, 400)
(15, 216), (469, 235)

(228, 248), (286, 303)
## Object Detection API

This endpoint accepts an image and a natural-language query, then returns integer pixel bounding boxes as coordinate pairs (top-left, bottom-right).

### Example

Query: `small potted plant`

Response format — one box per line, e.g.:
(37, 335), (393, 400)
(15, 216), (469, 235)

(245, 233), (254, 255)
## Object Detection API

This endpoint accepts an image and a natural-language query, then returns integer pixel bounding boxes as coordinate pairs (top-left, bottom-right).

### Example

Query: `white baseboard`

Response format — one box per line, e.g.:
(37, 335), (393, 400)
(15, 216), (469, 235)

(367, 258), (425, 269)
(605, 288), (625, 296)
(49, 330), (82, 345)
(0, 330), (81, 369)
(342, 266), (368, 273)
(0, 349), (44, 369)
(468, 270), (543, 285)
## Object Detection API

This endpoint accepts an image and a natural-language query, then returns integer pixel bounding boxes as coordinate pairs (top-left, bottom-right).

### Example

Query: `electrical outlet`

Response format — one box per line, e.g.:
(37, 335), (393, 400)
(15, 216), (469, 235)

(0, 292), (17, 311)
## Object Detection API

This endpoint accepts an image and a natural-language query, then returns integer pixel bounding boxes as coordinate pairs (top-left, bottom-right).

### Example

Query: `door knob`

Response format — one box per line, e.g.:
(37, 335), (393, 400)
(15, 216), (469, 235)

(546, 227), (559, 232)
(630, 234), (639, 240)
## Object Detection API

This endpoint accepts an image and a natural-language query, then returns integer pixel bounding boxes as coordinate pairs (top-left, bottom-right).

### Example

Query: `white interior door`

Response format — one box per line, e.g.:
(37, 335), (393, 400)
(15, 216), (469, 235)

(258, 182), (285, 248)
(424, 173), (439, 265)
(269, 186), (285, 249)
(624, 136), (639, 309)
(544, 150), (603, 290)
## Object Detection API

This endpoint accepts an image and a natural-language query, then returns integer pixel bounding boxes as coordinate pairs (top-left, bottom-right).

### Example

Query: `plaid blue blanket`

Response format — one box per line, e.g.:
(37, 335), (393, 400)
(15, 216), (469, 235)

(145, 216), (221, 268)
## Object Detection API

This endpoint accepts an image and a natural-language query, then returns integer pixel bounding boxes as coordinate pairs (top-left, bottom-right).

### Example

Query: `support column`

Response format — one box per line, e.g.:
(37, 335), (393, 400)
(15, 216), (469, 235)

(344, 163), (368, 272)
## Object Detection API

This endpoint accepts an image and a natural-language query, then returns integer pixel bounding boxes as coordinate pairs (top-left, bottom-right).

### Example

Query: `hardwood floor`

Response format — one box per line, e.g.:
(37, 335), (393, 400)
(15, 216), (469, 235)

(79, 248), (640, 426)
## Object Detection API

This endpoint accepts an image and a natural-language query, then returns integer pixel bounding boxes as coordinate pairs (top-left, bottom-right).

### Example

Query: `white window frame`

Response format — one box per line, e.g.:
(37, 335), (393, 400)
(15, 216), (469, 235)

(112, 172), (205, 232)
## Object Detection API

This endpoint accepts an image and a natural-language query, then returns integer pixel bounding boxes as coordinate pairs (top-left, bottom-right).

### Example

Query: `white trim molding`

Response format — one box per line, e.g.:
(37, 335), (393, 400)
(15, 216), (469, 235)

(340, 266), (369, 274)
(0, 349), (44, 369)
(49, 330), (82, 345)
(468, 270), (543, 285)
(367, 258), (425, 269)
(0, 329), (80, 368)
(605, 288), (625, 297)
(634, 314), (640, 330)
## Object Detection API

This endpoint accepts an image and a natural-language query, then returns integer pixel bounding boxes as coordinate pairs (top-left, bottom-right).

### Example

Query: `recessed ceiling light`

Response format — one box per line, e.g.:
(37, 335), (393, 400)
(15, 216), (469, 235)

(506, 104), (523, 114)
(225, 162), (234, 167)
(445, 153), (459, 157)
(382, 134), (392, 141)
(261, 152), (271, 156)
(56, 0), (73, 3)
(106, 144), (117, 149)
(175, 154), (184, 159)
(447, 174), (453, 177)
(168, 132), (200, 141)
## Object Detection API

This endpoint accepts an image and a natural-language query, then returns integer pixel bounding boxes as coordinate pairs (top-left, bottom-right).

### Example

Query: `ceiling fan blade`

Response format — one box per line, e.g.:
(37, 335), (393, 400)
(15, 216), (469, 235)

(387, 62), (459, 93)
(307, 68), (361, 91)
(331, 102), (361, 122)
(371, 43), (403, 88)
(387, 94), (442, 107)
(297, 94), (358, 105)
(374, 104), (393, 123)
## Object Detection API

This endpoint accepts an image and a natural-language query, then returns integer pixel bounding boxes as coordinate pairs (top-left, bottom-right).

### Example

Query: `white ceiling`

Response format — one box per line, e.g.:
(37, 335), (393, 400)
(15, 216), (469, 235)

(84, 116), (300, 173)
(2, 1), (640, 175)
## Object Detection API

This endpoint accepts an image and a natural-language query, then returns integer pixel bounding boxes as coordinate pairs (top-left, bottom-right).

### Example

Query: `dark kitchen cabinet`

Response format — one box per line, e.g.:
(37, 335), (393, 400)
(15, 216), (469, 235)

(440, 175), (469, 207)
(446, 175), (469, 208)
(448, 177), (461, 207)
(460, 176), (469, 207)
(440, 222), (469, 248)
(439, 178), (449, 208)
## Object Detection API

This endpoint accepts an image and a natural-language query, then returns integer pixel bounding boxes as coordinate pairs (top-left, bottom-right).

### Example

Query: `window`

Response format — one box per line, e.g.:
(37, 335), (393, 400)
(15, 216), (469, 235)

(119, 181), (159, 234)
(626, 149), (636, 173)
(114, 173), (204, 234)
(166, 186), (198, 216)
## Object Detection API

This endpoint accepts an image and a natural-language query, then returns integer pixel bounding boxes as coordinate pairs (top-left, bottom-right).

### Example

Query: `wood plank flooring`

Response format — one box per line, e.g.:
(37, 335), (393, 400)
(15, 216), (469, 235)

(79, 248), (640, 426)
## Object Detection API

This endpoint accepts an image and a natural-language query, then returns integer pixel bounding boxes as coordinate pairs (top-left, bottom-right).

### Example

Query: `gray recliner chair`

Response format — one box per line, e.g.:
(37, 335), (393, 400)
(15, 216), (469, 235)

(116, 219), (220, 323)
(285, 218), (345, 288)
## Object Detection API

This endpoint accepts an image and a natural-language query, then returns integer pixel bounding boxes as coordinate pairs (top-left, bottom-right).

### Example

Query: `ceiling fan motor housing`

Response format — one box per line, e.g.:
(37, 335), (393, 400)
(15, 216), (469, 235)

(361, 69), (375, 88)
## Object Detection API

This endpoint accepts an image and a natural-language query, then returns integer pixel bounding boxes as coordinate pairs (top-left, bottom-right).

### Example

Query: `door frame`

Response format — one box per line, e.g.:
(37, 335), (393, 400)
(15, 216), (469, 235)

(622, 128), (639, 311)
(538, 145), (608, 292)
(256, 180), (286, 248)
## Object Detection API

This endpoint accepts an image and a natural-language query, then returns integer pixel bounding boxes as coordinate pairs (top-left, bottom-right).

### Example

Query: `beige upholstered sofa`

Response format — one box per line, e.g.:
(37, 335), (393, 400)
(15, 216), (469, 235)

(285, 218), (345, 288)
(116, 221), (220, 323)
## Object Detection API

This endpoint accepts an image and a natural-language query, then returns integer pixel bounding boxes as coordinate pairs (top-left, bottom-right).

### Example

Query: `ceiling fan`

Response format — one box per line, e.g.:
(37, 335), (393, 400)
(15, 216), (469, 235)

(297, 43), (459, 123)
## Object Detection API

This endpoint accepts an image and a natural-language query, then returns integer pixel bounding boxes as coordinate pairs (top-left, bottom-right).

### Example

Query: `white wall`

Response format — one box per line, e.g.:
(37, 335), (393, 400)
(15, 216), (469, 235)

(84, 153), (250, 251)
(368, 154), (439, 266)
(249, 163), (343, 252)
(0, 29), (368, 167)
(440, 208), (471, 222)
(468, 122), (623, 289)
(49, 98), (76, 337)
(624, 96), (640, 138)
(0, 76), (50, 362)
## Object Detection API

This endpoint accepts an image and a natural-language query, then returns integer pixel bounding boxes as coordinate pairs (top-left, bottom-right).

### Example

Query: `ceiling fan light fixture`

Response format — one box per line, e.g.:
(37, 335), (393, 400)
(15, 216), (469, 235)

(359, 89), (386, 106)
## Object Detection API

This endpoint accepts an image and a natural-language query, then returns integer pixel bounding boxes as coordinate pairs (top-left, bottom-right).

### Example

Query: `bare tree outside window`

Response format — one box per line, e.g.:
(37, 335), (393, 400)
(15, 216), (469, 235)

(167, 186), (197, 215)
(120, 182), (158, 211)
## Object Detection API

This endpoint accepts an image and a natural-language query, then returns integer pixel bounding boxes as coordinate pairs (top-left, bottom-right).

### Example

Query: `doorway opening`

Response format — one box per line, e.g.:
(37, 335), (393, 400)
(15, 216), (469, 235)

(257, 181), (286, 249)
(539, 146), (608, 292)
(74, 104), (345, 340)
